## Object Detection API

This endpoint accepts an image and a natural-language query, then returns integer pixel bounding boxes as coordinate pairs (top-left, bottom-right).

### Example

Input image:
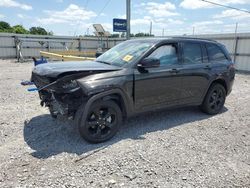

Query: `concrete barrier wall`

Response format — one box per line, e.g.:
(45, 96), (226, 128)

(0, 32), (250, 71)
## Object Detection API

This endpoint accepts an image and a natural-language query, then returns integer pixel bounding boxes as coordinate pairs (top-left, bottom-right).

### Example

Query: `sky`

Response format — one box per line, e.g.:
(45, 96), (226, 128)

(1, 0), (250, 36)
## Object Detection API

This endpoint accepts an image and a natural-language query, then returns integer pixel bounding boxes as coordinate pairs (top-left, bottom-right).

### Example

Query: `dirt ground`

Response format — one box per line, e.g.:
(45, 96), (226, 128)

(0, 59), (249, 187)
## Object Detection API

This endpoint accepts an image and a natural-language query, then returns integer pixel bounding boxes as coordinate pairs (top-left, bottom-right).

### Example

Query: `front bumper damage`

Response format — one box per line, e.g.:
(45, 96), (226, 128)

(39, 89), (85, 119)
(32, 73), (87, 119)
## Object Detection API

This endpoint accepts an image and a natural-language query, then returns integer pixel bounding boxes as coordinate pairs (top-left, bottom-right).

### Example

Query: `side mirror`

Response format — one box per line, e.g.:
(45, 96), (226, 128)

(137, 57), (160, 69)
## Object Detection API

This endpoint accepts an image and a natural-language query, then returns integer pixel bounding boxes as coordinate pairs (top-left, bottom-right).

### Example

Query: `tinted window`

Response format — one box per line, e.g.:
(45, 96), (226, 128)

(201, 44), (209, 63)
(148, 44), (178, 66)
(183, 43), (202, 64)
(206, 43), (227, 61)
(96, 40), (154, 67)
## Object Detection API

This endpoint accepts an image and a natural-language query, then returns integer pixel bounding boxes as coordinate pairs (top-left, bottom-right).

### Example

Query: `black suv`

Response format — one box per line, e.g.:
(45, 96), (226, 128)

(32, 37), (235, 143)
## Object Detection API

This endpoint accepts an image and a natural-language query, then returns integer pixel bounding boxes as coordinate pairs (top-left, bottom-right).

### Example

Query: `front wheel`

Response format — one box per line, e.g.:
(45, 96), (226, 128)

(78, 100), (122, 143)
(201, 83), (226, 115)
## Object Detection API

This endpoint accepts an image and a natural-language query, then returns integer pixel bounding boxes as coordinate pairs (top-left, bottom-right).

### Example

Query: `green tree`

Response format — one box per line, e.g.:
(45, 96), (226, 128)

(134, 32), (154, 37)
(47, 31), (53, 35)
(109, 33), (119, 38)
(12, 25), (29, 34)
(29, 27), (49, 35)
(0, 21), (13, 32)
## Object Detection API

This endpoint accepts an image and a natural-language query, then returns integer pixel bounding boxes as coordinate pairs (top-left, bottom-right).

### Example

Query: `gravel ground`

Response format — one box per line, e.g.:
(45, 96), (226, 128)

(0, 59), (249, 188)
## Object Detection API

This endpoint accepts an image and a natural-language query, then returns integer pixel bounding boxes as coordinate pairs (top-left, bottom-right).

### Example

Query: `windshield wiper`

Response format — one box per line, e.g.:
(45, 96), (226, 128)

(96, 60), (111, 65)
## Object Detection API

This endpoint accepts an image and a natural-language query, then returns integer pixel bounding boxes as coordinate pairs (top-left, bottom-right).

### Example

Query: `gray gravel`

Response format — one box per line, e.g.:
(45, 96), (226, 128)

(0, 59), (249, 187)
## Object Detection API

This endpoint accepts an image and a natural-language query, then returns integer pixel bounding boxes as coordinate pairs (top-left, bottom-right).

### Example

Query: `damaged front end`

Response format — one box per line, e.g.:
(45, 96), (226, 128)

(31, 61), (122, 119)
(32, 72), (88, 120)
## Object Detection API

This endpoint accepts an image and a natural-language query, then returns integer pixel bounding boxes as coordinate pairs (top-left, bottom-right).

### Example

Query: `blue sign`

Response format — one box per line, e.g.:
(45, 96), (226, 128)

(113, 18), (127, 32)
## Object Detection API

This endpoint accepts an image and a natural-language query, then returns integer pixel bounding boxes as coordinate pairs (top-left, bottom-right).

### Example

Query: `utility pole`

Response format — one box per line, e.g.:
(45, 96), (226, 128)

(126, 0), (131, 40)
(234, 22), (238, 35)
(233, 22), (238, 62)
(192, 27), (195, 35)
(162, 28), (164, 37)
(149, 21), (152, 36)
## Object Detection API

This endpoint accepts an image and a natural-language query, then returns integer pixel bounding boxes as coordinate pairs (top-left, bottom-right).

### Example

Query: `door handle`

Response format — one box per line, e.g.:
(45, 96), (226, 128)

(169, 68), (180, 73)
(204, 65), (211, 70)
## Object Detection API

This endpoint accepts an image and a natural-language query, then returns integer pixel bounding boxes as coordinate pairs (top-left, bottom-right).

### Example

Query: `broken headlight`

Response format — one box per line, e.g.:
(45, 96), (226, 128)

(61, 80), (80, 90)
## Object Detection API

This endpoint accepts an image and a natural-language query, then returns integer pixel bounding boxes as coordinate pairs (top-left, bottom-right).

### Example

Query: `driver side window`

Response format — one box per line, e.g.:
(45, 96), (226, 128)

(148, 44), (178, 66)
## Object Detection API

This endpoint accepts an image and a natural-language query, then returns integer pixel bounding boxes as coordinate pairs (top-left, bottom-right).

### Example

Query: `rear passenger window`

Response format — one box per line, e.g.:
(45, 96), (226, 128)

(183, 43), (202, 64)
(206, 43), (227, 61)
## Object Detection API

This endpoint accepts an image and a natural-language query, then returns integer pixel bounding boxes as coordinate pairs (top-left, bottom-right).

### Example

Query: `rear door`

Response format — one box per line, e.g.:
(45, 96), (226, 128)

(178, 42), (212, 104)
(134, 43), (183, 111)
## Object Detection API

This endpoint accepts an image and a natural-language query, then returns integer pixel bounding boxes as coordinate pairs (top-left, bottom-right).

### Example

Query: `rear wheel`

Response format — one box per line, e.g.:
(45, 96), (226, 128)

(201, 83), (226, 115)
(78, 100), (122, 143)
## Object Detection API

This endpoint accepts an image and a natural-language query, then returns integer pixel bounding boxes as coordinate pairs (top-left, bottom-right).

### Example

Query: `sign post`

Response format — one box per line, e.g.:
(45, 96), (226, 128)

(126, 0), (131, 39)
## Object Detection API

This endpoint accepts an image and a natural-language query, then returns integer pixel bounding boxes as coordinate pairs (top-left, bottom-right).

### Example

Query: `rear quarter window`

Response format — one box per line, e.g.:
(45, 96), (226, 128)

(206, 43), (228, 62)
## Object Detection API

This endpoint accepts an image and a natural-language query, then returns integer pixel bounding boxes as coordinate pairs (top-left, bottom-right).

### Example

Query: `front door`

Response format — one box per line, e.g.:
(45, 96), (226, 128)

(134, 43), (183, 111)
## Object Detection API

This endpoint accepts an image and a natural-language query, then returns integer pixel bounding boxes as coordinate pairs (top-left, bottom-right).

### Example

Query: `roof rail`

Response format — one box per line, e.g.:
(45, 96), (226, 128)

(171, 36), (217, 42)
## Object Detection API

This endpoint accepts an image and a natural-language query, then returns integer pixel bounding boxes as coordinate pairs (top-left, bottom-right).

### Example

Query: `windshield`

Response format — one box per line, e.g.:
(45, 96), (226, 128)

(96, 40), (154, 67)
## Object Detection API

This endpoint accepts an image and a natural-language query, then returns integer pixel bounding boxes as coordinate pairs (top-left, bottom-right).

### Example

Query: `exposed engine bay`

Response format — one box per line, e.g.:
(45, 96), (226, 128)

(32, 72), (87, 119)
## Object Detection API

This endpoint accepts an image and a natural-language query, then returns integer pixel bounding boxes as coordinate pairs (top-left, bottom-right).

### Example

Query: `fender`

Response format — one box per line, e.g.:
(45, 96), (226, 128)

(75, 88), (134, 127)
(201, 74), (228, 103)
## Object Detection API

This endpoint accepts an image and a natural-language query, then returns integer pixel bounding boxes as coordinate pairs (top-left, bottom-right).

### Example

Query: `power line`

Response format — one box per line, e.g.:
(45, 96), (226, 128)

(84, 0), (89, 9)
(84, 0), (111, 36)
(214, 13), (250, 19)
(73, 0), (90, 36)
(201, 0), (250, 14)
(92, 0), (112, 23)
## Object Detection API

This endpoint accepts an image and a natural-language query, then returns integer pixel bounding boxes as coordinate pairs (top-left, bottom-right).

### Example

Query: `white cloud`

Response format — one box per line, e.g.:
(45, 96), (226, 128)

(131, 16), (151, 26)
(192, 20), (223, 27)
(167, 18), (184, 25)
(37, 4), (96, 25)
(180, 0), (250, 9)
(0, 14), (5, 19)
(101, 23), (112, 31)
(213, 9), (250, 20)
(223, 22), (250, 32)
(17, 13), (30, 19)
(100, 13), (106, 17)
(131, 16), (183, 27)
(139, 2), (179, 17)
(190, 20), (224, 34)
(116, 14), (126, 19)
(0, 0), (32, 10)
(17, 13), (24, 18)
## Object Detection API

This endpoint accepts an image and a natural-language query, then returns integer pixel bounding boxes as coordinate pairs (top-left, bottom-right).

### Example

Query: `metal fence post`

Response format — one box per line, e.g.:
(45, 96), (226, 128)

(233, 36), (239, 62)
(78, 38), (81, 52)
(47, 41), (50, 52)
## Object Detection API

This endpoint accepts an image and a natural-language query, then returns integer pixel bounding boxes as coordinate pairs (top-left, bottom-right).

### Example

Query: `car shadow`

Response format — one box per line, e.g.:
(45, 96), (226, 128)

(23, 106), (228, 159)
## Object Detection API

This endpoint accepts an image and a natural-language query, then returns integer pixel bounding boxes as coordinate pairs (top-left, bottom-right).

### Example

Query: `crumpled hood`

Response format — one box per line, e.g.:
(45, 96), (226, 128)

(32, 61), (121, 77)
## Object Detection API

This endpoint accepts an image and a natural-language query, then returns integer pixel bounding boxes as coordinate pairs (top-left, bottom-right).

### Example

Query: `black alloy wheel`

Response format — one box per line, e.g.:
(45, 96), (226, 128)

(201, 83), (226, 115)
(78, 100), (122, 143)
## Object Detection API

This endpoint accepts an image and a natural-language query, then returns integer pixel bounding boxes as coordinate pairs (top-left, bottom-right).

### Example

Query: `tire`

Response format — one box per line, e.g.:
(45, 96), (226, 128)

(49, 106), (57, 119)
(201, 83), (226, 115)
(78, 100), (122, 143)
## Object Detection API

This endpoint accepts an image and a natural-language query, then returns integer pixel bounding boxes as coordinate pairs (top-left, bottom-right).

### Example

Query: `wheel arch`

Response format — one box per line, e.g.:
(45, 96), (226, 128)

(210, 78), (228, 94)
(102, 93), (128, 119)
(75, 89), (131, 127)
(201, 78), (228, 105)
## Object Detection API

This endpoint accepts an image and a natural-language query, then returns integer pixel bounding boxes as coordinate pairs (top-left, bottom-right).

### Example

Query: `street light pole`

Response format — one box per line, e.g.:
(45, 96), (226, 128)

(126, 0), (131, 40)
